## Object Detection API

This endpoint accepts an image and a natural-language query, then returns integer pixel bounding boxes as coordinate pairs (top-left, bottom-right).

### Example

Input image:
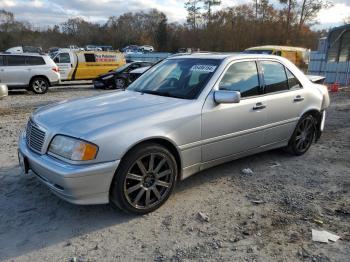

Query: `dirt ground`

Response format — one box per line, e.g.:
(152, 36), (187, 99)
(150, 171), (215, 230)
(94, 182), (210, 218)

(0, 85), (349, 262)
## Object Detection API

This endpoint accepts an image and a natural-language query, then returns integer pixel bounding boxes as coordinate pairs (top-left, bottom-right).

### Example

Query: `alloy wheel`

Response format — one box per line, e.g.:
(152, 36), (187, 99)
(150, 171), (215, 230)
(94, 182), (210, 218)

(115, 78), (125, 89)
(32, 79), (47, 94)
(123, 153), (174, 210)
(294, 116), (315, 152)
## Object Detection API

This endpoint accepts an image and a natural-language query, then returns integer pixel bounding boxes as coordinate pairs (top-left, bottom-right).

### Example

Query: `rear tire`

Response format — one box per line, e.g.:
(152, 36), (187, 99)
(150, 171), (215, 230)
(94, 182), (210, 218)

(286, 114), (316, 156)
(110, 143), (177, 214)
(30, 77), (49, 94)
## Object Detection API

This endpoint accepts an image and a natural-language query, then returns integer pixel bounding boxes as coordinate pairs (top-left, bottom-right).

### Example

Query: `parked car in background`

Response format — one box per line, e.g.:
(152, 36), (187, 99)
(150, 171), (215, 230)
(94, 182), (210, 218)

(139, 45), (154, 52)
(128, 66), (151, 83)
(6, 46), (42, 54)
(0, 84), (8, 99)
(18, 54), (329, 214)
(50, 49), (125, 81)
(0, 53), (60, 94)
(120, 45), (140, 53)
(93, 61), (153, 89)
(244, 45), (310, 69)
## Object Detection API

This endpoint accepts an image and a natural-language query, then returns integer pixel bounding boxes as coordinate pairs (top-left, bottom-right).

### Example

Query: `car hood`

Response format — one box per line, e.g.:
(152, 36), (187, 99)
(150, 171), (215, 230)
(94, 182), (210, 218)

(96, 71), (115, 80)
(32, 90), (189, 138)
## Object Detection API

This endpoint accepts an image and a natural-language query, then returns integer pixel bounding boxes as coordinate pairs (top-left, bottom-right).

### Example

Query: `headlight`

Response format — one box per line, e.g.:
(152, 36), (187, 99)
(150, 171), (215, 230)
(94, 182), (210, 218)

(49, 135), (98, 161)
(102, 75), (114, 80)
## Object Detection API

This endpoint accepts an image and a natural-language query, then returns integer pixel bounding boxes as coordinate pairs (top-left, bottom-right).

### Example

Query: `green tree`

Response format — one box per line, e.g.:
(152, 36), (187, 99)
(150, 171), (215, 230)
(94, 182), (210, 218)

(298, 0), (332, 30)
(156, 14), (168, 51)
(202, 0), (221, 25)
(184, 0), (202, 29)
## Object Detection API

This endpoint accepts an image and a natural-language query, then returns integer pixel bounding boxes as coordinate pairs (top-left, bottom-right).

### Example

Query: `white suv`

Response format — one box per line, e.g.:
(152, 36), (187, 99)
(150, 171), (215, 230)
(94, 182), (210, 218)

(0, 53), (60, 94)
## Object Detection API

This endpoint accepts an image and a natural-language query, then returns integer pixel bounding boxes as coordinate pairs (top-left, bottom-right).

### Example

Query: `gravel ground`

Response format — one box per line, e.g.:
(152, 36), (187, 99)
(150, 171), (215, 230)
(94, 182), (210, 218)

(0, 86), (349, 262)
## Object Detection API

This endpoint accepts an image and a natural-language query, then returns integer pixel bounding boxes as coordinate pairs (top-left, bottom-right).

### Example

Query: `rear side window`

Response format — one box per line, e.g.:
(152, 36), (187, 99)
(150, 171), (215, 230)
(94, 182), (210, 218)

(219, 61), (260, 98)
(0, 56), (3, 66)
(286, 68), (302, 90)
(25, 56), (45, 65)
(84, 54), (96, 62)
(7, 56), (26, 66)
(261, 61), (289, 93)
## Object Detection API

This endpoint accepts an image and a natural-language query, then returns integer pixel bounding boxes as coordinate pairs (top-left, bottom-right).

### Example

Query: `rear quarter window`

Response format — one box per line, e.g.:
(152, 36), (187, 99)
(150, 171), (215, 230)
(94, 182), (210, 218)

(25, 56), (46, 65)
(286, 68), (302, 90)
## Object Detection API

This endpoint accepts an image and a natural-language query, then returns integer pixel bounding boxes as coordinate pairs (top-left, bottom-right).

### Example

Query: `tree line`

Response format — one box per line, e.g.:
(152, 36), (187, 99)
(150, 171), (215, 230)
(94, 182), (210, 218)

(0, 0), (333, 52)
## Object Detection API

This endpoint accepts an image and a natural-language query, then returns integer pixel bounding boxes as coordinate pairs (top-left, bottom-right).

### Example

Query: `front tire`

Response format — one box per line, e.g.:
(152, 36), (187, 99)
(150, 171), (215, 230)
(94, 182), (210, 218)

(286, 114), (316, 156)
(110, 143), (177, 214)
(30, 77), (49, 94)
(114, 78), (126, 89)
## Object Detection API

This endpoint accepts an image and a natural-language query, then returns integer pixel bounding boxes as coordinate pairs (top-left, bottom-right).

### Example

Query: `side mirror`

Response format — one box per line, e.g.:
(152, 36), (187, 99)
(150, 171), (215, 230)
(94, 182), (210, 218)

(0, 84), (8, 99)
(54, 57), (59, 63)
(214, 90), (241, 104)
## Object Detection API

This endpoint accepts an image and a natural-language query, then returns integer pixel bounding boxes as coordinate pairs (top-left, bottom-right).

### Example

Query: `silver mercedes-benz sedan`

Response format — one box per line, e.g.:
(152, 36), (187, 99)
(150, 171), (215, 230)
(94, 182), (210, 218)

(18, 54), (330, 214)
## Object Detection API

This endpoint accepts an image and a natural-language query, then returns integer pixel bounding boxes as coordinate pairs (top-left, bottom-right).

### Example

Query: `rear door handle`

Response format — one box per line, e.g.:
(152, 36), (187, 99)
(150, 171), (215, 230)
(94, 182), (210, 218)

(294, 95), (304, 102)
(253, 102), (266, 110)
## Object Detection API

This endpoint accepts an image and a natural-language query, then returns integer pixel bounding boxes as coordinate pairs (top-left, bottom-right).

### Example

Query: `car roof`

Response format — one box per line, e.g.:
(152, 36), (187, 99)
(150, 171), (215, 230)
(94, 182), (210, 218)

(0, 52), (47, 57)
(246, 45), (308, 52)
(167, 53), (285, 61)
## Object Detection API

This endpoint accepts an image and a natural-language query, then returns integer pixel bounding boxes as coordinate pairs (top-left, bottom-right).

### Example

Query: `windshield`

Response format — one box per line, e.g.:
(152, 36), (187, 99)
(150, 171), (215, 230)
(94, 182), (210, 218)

(115, 63), (131, 73)
(49, 52), (58, 59)
(127, 58), (221, 99)
(243, 50), (273, 55)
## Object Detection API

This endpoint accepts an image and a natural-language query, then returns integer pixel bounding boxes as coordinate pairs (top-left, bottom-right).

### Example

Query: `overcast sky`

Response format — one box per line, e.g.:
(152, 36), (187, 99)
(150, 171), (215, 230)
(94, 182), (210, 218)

(0, 0), (349, 30)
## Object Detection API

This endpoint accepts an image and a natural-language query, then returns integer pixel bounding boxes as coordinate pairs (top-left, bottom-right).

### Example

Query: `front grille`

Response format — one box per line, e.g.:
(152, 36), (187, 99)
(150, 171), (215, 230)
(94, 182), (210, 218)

(26, 120), (46, 153)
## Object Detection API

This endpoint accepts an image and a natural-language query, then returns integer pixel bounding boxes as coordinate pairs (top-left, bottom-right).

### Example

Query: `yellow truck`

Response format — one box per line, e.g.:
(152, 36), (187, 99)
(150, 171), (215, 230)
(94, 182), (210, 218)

(244, 45), (310, 69)
(50, 49), (126, 81)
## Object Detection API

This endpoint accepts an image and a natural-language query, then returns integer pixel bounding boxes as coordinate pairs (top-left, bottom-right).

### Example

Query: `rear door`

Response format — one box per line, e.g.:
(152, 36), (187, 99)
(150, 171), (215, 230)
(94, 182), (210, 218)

(25, 56), (47, 82)
(258, 60), (306, 145)
(1, 55), (28, 86)
(53, 52), (73, 80)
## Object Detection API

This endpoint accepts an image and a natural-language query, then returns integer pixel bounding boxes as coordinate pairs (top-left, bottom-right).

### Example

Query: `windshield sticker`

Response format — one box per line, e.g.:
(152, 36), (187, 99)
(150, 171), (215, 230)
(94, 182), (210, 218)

(190, 65), (217, 72)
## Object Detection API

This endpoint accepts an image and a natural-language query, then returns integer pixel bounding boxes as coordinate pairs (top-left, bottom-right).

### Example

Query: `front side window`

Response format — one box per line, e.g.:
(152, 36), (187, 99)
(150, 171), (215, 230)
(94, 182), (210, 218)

(260, 61), (289, 94)
(7, 55), (26, 66)
(84, 54), (96, 62)
(0, 55), (3, 66)
(219, 61), (260, 98)
(128, 58), (221, 99)
(55, 53), (70, 63)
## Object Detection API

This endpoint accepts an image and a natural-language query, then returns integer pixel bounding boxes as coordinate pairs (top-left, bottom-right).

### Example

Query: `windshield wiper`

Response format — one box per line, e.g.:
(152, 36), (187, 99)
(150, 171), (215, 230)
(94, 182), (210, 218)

(140, 90), (183, 99)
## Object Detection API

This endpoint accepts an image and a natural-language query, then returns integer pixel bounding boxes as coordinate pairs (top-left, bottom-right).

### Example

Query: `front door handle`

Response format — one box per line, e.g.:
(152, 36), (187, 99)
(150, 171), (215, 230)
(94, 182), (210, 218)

(294, 95), (304, 102)
(253, 102), (266, 110)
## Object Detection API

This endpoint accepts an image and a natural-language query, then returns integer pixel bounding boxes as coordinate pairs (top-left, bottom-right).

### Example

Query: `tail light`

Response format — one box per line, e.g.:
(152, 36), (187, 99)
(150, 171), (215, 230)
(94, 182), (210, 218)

(52, 67), (59, 73)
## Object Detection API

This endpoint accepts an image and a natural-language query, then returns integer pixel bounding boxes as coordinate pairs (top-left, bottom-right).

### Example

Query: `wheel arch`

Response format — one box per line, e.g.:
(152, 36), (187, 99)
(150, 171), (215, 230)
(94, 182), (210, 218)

(299, 108), (323, 141)
(30, 75), (51, 87)
(115, 137), (183, 181)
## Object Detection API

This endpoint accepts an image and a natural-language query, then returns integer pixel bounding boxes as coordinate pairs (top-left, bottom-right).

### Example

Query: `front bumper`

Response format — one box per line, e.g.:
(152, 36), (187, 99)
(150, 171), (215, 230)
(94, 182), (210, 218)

(93, 80), (107, 89)
(18, 134), (120, 205)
